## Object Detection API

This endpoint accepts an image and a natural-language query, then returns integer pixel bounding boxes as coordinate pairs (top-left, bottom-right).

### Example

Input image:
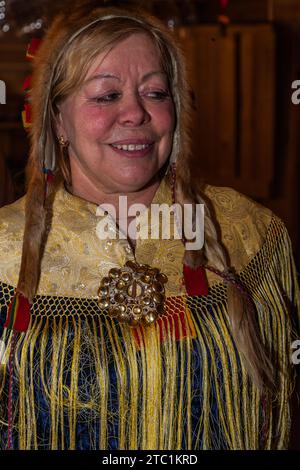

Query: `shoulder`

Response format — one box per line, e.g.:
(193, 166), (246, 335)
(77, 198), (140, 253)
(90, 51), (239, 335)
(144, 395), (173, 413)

(0, 197), (25, 287)
(203, 184), (280, 272)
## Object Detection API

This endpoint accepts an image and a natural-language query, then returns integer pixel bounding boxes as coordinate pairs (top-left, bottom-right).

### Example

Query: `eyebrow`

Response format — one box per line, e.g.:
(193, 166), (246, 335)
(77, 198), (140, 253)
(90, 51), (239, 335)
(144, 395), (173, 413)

(85, 70), (167, 84)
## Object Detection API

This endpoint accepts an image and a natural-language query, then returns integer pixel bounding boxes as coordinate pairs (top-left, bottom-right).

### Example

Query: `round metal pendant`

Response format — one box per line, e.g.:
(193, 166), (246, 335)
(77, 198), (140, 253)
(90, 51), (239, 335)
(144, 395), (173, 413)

(98, 261), (168, 327)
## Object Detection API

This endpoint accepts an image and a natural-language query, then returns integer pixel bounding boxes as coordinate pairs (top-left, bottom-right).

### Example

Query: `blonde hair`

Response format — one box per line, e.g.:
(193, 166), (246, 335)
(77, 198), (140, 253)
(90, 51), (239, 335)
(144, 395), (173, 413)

(37, 12), (184, 178)
(20, 6), (274, 392)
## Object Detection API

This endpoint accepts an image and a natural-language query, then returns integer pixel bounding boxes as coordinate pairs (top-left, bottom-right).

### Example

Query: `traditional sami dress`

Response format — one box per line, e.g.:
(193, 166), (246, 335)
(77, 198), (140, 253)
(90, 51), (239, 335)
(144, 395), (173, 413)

(0, 178), (299, 449)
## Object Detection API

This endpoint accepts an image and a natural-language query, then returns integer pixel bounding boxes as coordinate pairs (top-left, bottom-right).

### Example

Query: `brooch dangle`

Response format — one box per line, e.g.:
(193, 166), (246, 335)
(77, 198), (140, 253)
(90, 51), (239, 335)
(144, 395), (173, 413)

(98, 260), (168, 327)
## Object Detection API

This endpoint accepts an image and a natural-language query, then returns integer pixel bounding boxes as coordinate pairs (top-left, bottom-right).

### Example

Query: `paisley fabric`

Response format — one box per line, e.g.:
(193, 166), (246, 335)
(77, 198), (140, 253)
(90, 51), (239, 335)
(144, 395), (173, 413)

(0, 176), (273, 298)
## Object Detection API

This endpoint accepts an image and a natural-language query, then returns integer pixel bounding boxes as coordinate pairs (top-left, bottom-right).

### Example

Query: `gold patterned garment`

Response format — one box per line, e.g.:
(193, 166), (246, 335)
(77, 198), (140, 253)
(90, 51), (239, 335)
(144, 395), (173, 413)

(0, 177), (299, 449)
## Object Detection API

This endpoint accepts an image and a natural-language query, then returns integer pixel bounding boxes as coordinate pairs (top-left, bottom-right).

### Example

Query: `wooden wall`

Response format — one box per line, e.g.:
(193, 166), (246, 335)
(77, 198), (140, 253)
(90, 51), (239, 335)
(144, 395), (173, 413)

(174, 1), (300, 265)
(178, 24), (275, 199)
(0, 35), (30, 202)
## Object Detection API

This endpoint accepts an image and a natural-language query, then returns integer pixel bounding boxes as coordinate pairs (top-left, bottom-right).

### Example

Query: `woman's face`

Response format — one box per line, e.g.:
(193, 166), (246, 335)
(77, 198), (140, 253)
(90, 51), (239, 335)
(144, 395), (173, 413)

(57, 33), (175, 194)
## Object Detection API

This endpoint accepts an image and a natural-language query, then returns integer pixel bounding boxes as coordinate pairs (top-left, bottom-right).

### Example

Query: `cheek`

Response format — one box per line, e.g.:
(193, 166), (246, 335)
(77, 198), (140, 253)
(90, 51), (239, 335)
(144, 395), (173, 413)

(66, 105), (116, 140)
(152, 103), (175, 136)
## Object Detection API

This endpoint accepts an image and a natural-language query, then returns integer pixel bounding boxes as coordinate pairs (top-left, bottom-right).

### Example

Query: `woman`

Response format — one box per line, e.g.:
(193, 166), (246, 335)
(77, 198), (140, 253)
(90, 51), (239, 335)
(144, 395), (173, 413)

(0, 5), (299, 450)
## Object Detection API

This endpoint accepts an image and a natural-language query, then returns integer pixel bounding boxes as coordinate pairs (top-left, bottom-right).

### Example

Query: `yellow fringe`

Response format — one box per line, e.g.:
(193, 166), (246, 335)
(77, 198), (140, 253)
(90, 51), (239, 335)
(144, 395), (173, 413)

(0, 218), (298, 449)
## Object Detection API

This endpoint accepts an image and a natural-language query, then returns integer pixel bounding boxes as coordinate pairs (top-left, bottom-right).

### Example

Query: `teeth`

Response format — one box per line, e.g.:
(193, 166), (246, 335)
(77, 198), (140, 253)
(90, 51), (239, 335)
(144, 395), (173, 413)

(112, 143), (150, 151)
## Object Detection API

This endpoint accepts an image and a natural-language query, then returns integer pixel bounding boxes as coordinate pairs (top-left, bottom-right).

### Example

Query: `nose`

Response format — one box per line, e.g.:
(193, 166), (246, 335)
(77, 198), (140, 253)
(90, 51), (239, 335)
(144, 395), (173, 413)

(118, 92), (150, 127)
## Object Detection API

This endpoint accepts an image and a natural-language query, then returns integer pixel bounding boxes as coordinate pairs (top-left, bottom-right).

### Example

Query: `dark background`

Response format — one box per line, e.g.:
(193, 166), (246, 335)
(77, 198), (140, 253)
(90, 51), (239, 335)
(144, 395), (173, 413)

(0, 0), (299, 266)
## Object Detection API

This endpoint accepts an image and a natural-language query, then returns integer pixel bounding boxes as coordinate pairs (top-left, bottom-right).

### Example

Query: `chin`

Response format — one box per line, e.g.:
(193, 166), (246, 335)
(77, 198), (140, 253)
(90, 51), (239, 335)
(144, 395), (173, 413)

(113, 169), (158, 192)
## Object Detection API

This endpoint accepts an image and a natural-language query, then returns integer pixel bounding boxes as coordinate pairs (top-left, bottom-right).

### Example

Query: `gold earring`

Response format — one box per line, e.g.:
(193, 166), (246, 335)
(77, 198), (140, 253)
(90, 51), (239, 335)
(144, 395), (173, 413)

(58, 135), (69, 148)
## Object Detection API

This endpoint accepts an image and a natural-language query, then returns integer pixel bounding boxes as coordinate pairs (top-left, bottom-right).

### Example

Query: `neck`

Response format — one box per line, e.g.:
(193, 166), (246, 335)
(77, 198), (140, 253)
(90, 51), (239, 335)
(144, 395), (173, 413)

(68, 169), (161, 222)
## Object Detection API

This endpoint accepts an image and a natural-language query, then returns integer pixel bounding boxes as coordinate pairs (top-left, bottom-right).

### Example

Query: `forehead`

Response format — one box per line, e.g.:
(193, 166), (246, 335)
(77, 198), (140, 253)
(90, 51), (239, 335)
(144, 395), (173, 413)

(85, 33), (164, 80)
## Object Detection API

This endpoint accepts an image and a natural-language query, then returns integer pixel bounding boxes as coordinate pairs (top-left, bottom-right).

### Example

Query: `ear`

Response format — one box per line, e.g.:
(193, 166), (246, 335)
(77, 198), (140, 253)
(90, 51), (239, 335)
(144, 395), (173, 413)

(54, 105), (67, 140)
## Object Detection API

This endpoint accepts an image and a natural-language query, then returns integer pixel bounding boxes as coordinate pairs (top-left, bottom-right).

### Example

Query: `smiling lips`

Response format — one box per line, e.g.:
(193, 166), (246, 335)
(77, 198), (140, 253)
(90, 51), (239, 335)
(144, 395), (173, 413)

(109, 139), (154, 157)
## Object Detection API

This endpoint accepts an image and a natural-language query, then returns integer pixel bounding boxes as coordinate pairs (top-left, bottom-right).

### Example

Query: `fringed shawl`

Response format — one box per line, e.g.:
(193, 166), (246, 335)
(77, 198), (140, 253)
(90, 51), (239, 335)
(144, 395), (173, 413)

(0, 183), (299, 449)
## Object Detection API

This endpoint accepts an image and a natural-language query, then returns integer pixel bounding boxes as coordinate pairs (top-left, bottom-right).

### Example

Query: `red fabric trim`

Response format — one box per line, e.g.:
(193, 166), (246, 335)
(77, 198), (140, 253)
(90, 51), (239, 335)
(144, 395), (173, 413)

(24, 103), (31, 123)
(26, 38), (42, 60)
(183, 265), (209, 296)
(22, 75), (32, 91)
(4, 294), (31, 332)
